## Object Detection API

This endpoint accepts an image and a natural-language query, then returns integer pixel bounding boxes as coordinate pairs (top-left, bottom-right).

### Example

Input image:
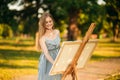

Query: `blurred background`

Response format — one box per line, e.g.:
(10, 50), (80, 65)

(0, 0), (120, 80)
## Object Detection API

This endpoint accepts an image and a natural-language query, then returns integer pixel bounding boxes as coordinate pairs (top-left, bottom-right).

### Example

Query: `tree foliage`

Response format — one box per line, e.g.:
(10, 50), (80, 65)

(0, 24), (13, 38)
(104, 0), (120, 41)
(0, 0), (119, 40)
(43, 0), (104, 40)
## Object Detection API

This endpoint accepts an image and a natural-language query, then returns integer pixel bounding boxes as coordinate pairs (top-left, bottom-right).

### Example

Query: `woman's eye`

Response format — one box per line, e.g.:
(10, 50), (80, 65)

(46, 21), (48, 24)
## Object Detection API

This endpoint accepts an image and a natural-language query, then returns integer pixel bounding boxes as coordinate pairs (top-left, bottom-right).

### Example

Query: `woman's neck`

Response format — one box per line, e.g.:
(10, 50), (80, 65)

(45, 29), (54, 36)
(46, 29), (53, 33)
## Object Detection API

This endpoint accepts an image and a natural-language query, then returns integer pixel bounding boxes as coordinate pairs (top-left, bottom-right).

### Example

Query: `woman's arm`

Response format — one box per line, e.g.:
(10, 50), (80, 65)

(39, 37), (54, 64)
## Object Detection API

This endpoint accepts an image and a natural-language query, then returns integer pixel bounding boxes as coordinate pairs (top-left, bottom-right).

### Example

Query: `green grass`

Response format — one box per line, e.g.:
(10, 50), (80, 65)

(91, 39), (120, 61)
(0, 38), (120, 80)
(0, 37), (40, 80)
(104, 73), (120, 80)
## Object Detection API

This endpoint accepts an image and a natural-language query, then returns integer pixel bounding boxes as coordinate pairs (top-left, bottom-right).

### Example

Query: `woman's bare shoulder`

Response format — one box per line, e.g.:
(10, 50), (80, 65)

(54, 29), (60, 34)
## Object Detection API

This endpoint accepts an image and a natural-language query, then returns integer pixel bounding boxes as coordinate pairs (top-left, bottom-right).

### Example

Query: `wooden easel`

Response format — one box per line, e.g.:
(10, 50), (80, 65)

(62, 23), (96, 80)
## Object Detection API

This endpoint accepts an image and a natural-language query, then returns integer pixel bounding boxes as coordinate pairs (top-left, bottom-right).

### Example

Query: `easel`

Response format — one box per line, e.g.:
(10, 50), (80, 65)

(62, 23), (96, 80)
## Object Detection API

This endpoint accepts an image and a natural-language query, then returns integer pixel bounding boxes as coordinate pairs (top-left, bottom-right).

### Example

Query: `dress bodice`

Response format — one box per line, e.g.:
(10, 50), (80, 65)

(45, 35), (61, 51)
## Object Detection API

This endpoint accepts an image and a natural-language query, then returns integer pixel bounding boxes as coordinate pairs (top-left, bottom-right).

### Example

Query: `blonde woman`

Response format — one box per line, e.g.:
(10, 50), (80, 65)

(37, 12), (62, 80)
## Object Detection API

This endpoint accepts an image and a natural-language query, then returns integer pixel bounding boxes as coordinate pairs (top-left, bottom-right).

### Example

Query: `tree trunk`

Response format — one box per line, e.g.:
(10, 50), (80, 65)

(113, 23), (119, 41)
(67, 11), (80, 41)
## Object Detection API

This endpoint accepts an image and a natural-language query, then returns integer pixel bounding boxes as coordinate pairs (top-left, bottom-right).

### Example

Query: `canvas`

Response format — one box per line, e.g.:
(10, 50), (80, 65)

(49, 39), (98, 75)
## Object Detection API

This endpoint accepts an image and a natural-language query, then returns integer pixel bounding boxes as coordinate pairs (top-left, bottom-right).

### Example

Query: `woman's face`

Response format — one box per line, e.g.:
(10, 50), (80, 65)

(45, 16), (53, 30)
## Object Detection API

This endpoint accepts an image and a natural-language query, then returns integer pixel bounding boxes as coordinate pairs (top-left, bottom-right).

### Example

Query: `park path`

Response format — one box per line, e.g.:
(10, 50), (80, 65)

(13, 58), (120, 80)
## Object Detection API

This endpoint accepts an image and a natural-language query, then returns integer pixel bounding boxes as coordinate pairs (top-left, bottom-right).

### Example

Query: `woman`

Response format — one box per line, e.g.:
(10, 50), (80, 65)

(37, 12), (62, 80)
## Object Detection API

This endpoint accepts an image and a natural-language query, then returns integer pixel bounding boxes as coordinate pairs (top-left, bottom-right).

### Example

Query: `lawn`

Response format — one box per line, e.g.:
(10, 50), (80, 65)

(0, 37), (40, 80)
(0, 38), (120, 80)
(92, 38), (120, 60)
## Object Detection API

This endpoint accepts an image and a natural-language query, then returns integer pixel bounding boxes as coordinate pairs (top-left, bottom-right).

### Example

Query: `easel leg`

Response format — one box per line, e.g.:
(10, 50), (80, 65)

(71, 71), (75, 80)
(71, 65), (78, 80)
(74, 68), (78, 80)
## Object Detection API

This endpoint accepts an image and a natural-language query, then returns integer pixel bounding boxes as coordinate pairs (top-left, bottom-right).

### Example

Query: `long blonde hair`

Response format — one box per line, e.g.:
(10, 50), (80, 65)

(36, 12), (54, 51)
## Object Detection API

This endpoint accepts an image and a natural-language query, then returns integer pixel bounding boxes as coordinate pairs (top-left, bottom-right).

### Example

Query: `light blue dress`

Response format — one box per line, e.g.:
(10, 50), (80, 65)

(38, 34), (62, 80)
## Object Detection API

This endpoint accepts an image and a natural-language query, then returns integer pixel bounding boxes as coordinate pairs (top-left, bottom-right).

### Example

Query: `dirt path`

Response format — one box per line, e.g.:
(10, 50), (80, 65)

(13, 58), (120, 80)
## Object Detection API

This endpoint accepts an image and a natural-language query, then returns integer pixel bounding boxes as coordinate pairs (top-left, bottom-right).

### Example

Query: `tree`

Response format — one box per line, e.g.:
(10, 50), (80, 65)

(0, 0), (107, 39)
(41, 0), (103, 40)
(1, 0), (41, 36)
(104, 0), (120, 41)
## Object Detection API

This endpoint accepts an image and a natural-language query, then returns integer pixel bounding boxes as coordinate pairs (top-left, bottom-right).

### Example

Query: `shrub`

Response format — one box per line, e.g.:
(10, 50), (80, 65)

(0, 24), (13, 38)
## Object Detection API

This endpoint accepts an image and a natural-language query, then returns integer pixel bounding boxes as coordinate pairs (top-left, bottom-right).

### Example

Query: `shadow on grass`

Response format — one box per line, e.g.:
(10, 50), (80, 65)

(98, 43), (120, 48)
(91, 55), (120, 61)
(99, 40), (120, 43)
(0, 49), (40, 60)
(0, 63), (37, 69)
(0, 42), (34, 47)
(0, 49), (40, 69)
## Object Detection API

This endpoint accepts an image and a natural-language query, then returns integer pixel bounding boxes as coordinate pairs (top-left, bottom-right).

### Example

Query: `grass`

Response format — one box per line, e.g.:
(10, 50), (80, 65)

(91, 39), (120, 61)
(0, 37), (40, 80)
(0, 38), (120, 80)
(104, 73), (120, 80)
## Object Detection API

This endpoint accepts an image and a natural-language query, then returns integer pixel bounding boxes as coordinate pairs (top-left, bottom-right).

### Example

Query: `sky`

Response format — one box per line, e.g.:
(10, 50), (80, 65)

(97, 0), (106, 5)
